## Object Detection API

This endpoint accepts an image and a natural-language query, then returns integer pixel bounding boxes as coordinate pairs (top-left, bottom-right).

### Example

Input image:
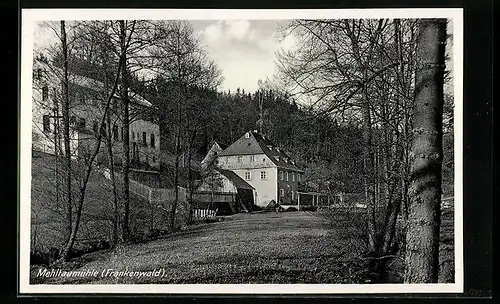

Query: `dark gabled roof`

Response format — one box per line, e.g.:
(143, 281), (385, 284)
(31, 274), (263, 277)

(34, 60), (152, 108)
(201, 141), (227, 169)
(216, 168), (254, 190)
(218, 131), (304, 172)
(218, 132), (265, 156)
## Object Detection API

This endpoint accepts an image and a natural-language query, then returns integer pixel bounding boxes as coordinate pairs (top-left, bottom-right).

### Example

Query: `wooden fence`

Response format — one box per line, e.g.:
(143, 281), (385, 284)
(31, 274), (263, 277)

(101, 168), (222, 222)
(191, 208), (218, 221)
(129, 178), (188, 204)
(191, 192), (235, 203)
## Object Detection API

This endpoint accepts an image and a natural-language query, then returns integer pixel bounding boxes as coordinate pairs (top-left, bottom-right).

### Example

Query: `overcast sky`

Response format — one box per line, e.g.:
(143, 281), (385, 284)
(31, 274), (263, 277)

(33, 19), (454, 94)
(192, 20), (295, 92)
(33, 20), (294, 93)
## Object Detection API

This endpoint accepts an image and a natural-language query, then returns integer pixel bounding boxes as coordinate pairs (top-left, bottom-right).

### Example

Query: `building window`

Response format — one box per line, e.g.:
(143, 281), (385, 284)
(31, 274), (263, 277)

(42, 115), (50, 132)
(70, 115), (76, 125)
(260, 171), (267, 180)
(280, 171), (284, 180)
(142, 132), (147, 146)
(113, 125), (119, 140)
(150, 134), (155, 147)
(152, 156), (156, 162)
(292, 173), (295, 181)
(245, 132), (250, 138)
(238, 156), (243, 163)
(36, 68), (42, 80)
(298, 174), (301, 182)
(78, 118), (86, 129)
(132, 132), (135, 139)
(280, 189), (284, 197)
(291, 191), (294, 200)
(262, 158), (266, 162)
(93, 120), (98, 134)
(42, 86), (49, 101)
(244, 172), (251, 180)
(250, 155), (255, 162)
(286, 172), (289, 181)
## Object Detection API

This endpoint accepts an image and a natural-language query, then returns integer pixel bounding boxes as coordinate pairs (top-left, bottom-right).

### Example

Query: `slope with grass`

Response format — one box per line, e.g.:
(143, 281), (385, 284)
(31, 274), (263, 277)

(31, 211), (369, 284)
(30, 150), (181, 260)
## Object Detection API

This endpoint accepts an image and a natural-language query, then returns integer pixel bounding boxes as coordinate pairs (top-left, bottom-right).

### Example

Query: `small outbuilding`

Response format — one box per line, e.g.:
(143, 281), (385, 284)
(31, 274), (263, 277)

(195, 168), (255, 214)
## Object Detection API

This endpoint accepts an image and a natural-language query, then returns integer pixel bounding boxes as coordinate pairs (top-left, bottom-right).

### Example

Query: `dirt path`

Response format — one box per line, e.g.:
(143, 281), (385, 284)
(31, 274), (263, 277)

(32, 212), (365, 284)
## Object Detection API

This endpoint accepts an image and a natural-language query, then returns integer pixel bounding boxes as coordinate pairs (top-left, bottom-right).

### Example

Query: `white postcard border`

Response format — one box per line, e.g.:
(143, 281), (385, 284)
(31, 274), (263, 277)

(19, 8), (464, 294)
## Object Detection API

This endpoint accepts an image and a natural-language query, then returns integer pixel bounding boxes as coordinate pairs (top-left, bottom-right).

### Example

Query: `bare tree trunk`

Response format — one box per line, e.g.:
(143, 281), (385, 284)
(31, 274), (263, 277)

(59, 47), (125, 261)
(59, 21), (73, 250)
(171, 111), (181, 231)
(404, 18), (446, 283)
(171, 129), (180, 231)
(119, 20), (131, 243)
(100, 55), (120, 246)
(170, 30), (183, 232)
(105, 115), (119, 245)
(53, 94), (61, 209)
(187, 131), (196, 224)
(362, 99), (377, 255)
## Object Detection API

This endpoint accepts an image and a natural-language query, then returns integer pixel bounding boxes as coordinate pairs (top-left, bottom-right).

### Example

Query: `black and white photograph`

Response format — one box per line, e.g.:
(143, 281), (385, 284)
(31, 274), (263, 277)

(19, 9), (463, 294)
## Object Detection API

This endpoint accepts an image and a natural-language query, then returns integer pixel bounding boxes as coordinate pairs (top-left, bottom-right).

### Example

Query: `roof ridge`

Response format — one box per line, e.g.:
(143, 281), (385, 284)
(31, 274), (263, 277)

(215, 168), (254, 190)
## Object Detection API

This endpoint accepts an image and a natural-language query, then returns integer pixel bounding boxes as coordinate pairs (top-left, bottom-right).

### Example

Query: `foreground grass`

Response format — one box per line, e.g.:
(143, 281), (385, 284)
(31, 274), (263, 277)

(31, 212), (369, 284)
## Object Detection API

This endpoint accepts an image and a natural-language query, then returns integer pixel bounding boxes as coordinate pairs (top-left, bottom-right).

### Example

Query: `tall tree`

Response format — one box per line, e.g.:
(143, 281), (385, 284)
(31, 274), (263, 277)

(148, 20), (222, 231)
(118, 20), (132, 243)
(404, 18), (447, 283)
(274, 19), (445, 281)
(59, 21), (73, 252)
(57, 21), (127, 260)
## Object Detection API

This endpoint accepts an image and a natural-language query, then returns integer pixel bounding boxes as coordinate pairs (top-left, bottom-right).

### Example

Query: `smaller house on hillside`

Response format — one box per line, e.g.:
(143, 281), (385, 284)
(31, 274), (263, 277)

(195, 167), (255, 215)
(201, 141), (228, 171)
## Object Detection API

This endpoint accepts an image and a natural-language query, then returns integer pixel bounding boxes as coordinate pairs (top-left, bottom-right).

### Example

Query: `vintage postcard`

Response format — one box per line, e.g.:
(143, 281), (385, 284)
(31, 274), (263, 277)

(19, 8), (463, 294)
